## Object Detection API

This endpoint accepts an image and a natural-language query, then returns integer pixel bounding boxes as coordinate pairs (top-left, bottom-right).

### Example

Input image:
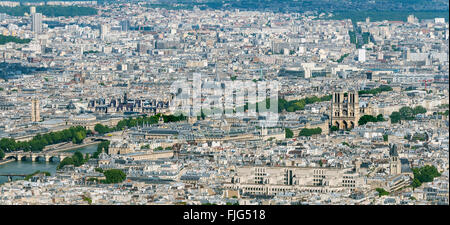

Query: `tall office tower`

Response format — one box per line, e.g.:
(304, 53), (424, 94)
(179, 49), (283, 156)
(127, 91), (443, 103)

(30, 6), (36, 14)
(358, 48), (366, 62)
(331, 91), (360, 130)
(31, 98), (40, 122)
(120, 19), (130, 32)
(100, 24), (109, 40)
(32, 12), (42, 34)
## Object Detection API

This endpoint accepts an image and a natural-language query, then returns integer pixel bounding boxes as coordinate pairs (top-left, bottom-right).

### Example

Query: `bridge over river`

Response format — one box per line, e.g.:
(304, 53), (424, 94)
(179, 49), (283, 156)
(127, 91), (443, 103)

(3, 151), (72, 163)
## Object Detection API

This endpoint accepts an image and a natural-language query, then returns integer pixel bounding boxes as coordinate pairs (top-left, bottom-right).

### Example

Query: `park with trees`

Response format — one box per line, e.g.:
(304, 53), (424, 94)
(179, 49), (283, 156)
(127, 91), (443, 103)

(56, 140), (111, 170)
(358, 85), (392, 95)
(411, 165), (441, 188)
(87, 169), (127, 184)
(299, 127), (322, 137)
(278, 95), (332, 112)
(0, 35), (31, 45)
(0, 126), (89, 153)
(94, 113), (186, 135)
(390, 106), (427, 123)
(358, 114), (385, 126)
(56, 150), (91, 170)
(102, 169), (127, 183)
(376, 188), (389, 197)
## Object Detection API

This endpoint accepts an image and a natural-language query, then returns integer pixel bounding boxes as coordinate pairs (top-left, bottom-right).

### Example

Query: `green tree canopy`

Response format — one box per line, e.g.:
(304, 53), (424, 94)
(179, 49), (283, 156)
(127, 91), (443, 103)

(411, 165), (441, 188)
(411, 178), (421, 188)
(0, 35), (31, 45)
(299, 127), (322, 137)
(57, 157), (74, 170)
(390, 106), (427, 123)
(72, 151), (84, 167)
(93, 141), (110, 158)
(359, 114), (385, 125)
(330, 126), (339, 132)
(376, 114), (385, 121)
(103, 169), (127, 184)
(56, 150), (91, 169)
(0, 6), (97, 17)
(413, 106), (427, 115)
(278, 95), (332, 113)
(358, 115), (377, 125)
(375, 188), (389, 197)
(358, 85), (392, 95)
(94, 124), (112, 134)
(399, 106), (415, 120)
(285, 128), (293, 138)
(0, 138), (17, 152)
(390, 111), (402, 123)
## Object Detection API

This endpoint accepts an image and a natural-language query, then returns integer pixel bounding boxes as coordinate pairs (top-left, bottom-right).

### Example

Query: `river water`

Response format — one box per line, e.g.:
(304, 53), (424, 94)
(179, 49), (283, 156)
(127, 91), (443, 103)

(0, 144), (99, 184)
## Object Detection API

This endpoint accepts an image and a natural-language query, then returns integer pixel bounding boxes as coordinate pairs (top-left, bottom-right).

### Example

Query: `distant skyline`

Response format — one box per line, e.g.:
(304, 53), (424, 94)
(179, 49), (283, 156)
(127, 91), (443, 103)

(2, 0), (448, 21)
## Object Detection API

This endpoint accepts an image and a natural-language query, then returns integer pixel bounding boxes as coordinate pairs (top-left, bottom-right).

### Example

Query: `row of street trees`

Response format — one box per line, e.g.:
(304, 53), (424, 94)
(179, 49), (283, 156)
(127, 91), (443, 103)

(0, 126), (89, 153)
(94, 114), (186, 135)
(299, 127), (322, 137)
(278, 95), (332, 112)
(284, 127), (323, 138)
(358, 85), (392, 95)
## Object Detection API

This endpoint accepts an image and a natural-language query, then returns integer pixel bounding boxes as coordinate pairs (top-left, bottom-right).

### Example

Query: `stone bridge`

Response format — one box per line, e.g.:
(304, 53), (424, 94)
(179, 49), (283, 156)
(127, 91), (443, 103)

(4, 151), (72, 162)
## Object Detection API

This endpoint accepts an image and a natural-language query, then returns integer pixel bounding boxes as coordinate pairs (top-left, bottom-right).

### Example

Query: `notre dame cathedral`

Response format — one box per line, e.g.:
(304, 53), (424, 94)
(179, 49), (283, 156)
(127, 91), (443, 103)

(331, 91), (361, 130)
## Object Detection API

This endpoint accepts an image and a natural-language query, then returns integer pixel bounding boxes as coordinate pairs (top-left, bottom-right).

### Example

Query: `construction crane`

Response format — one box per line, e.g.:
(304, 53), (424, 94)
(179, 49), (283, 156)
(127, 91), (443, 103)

(422, 79), (433, 90)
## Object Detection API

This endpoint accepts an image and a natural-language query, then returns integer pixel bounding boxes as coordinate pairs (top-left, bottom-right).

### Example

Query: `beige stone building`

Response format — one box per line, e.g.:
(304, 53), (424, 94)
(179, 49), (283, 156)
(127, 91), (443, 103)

(331, 91), (360, 130)
(122, 150), (174, 161)
(31, 98), (40, 122)
(225, 165), (363, 195)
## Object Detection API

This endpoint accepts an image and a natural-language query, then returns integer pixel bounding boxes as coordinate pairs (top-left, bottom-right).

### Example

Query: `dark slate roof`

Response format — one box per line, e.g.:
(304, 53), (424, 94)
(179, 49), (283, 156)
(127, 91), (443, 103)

(400, 158), (412, 173)
(180, 175), (200, 181)
(143, 129), (179, 135)
(389, 144), (398, 157)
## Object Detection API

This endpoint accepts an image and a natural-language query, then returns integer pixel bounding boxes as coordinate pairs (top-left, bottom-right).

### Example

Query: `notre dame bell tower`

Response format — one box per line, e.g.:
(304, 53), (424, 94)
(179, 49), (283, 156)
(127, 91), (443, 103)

(331, 91), (360, 130)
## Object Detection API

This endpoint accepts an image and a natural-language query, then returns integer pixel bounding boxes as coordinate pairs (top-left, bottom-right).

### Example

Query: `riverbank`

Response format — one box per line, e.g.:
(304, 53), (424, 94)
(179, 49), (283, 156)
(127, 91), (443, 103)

(0, 144), (99, 184)
(0, 159), (15, 166)
(45, 140), (101, 153)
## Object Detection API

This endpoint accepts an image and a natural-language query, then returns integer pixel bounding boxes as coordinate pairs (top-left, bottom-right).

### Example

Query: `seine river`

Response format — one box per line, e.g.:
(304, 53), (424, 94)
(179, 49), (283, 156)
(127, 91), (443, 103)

(0, 144), (99, 184)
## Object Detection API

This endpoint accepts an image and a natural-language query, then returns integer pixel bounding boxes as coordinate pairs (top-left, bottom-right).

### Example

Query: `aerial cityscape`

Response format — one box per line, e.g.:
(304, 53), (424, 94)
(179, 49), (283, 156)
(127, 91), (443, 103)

(0, 0), (448, 206)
